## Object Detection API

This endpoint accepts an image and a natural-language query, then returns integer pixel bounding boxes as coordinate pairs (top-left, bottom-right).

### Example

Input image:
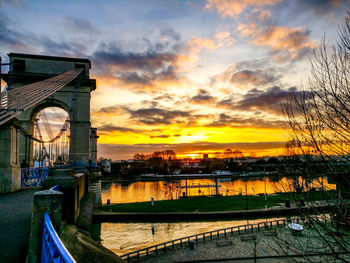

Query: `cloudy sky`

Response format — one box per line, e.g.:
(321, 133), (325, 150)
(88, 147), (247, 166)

(1, 0), (349, 159)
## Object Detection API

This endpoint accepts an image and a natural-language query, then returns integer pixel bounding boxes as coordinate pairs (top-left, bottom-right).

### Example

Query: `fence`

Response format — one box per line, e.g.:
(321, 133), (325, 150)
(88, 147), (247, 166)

(21, 167), (49, 187)
(121, 217), (303, 262)
(41, 212), (76, 263)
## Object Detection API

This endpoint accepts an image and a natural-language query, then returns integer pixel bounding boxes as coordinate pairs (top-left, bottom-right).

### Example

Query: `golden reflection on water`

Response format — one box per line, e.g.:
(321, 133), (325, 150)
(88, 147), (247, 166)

(100, 218), (285, 255)
(101, 177), (335, 204)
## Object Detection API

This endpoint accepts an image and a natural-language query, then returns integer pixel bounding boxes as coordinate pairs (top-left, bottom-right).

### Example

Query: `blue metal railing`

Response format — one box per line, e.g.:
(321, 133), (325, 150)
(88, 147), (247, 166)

(50, 184), (60, 191)
(41, 212), (76, 263)
(21, 167), (49, 187)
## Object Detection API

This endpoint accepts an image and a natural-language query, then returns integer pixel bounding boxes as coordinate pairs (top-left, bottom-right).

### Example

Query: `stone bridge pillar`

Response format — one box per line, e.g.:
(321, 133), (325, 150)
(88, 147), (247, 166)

(18, 119), (34, 167)
(0, 121), (20, 193)
(89, 127), (98, 166)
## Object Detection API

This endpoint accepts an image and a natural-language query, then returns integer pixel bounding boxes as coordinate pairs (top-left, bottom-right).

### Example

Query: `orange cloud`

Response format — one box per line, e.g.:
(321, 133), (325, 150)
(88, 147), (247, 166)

(256, 9), (271, 21)
(215, 31), (236, 47)
(237, 23), (258, 37)
(205, 0), (282, 19)
(175, 37), (220, 69)
(215, 31), (230, 40)
(237, 24), (317, 61)
(188, 37), (218, 50)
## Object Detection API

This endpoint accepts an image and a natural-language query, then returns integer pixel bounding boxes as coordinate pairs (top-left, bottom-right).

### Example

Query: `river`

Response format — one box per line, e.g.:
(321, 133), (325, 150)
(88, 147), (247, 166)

(96, 217), (286, 255)
(98, 176), (335, 256)
(101, 176), (335, 204)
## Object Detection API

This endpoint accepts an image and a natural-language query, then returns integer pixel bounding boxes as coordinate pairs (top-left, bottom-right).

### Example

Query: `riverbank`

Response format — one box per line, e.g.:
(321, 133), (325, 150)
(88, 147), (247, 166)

(93, 204), (334, 222)
(99, 191), (334, 213)
(94, 191), (335, 222)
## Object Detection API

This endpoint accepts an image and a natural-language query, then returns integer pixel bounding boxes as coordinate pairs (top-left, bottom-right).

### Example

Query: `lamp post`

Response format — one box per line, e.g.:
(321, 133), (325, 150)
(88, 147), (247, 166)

(0, 56), (2, 92)
(264, 176), (267, 210)
(245, 181), (248, 210)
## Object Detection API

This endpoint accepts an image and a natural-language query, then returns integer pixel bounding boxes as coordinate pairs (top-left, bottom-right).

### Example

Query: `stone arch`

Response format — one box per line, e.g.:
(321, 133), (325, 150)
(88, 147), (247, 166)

(18, 98), (71, 166)
(30, 99), (71, 121)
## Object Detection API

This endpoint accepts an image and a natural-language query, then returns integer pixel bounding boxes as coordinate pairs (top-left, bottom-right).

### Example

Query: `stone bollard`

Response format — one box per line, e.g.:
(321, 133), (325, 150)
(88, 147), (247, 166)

(285, 199), (291, 208)
(27, 189), (63, 263)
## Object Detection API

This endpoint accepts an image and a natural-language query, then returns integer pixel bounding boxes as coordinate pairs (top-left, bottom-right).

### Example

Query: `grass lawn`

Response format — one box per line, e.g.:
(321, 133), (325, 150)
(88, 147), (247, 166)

(100, 190), (335, 213)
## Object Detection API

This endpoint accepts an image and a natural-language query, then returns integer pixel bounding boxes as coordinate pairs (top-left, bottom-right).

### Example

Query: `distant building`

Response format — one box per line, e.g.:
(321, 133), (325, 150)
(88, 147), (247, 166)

(181, 159), (205, 169)
(203, 154), (209, 159)
(213, 170), (232, 175)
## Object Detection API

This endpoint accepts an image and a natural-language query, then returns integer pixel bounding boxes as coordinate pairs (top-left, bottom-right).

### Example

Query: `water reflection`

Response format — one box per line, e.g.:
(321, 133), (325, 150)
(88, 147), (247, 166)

(98, 218), (285, 255)
(101, 177), (335, 204)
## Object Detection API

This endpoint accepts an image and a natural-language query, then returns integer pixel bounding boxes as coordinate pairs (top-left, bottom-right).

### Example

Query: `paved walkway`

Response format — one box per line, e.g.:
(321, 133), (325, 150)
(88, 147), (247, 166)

(135, 223), (350, 263)
(0, 188), (38, 263)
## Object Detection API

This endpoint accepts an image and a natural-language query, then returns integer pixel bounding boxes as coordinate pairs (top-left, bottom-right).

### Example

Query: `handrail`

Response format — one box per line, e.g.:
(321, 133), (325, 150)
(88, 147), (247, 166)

(21, 167), (49, 187)
(120, 217), (303, 261)
(41, 212), (76, 263)
(50, 184), (60, 191)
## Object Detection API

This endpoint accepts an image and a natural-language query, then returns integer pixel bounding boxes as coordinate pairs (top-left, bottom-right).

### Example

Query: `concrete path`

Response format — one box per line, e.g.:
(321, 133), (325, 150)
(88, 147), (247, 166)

(139, 225), (348, 263)
(0, 188), (38, 263)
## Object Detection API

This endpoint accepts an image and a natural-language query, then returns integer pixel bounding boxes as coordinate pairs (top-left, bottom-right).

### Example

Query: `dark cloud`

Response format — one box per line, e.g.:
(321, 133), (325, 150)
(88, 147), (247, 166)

(230, 69), (277, 86)
(211, 58), (284, 88)
(160, 27), (181, 41)
(0, 13), (27, 48)
(216, 98), (233, 108)
(116, 65), (177, 87)
(96, 105), (123, 114)
(190, 89), (217, 104)
(38, 36), (86, 57)
(98, 124), (139, 133)
(154, 93), (175, 101)
(149, 135), (170, 138)
(206, 112), (283, 128)
(0, 12), (87, 57)
(0, 0), (21, 6)
(141, 99), (159, 107)
(141, 93), (177, 107)
(293, 0), (349, 16)
(233, 86), (299, 115)
(92, 43), (176, 70)
(97, 123), (170, 139)
(127, 107), (191, 125)
(61, 17), (100, 35)
(91, 40), (181, 91)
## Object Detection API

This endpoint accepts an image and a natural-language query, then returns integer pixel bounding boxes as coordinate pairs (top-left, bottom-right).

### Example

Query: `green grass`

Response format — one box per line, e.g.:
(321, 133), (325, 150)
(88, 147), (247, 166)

(100, 190), (335, 213)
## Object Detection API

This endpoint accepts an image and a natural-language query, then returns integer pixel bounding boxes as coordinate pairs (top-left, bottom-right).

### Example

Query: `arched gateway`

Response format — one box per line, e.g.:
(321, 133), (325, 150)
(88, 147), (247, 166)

(0, 53), (98, 193)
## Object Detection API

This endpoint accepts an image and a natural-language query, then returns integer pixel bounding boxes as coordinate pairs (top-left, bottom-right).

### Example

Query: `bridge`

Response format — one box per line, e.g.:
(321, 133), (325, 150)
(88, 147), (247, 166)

(0, 53), (98, 193)
(0, 53), (112, 263)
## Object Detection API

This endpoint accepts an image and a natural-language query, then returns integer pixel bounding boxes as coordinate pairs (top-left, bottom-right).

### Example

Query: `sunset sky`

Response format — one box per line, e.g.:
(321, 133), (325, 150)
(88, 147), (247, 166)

(1, 0), (349, 159)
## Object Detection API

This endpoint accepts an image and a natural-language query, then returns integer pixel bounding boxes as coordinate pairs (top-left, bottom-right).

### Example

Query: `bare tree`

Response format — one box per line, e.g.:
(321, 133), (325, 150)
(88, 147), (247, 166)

(280, 13), (350, 262)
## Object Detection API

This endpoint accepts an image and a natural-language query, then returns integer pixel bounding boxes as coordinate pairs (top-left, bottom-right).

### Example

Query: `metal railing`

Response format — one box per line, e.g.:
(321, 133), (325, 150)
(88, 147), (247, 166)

(41, 212), (76, 263)
(50, 184), (60, 191)
(21, 167), (49, 187)
(121, 218), (302, 262)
